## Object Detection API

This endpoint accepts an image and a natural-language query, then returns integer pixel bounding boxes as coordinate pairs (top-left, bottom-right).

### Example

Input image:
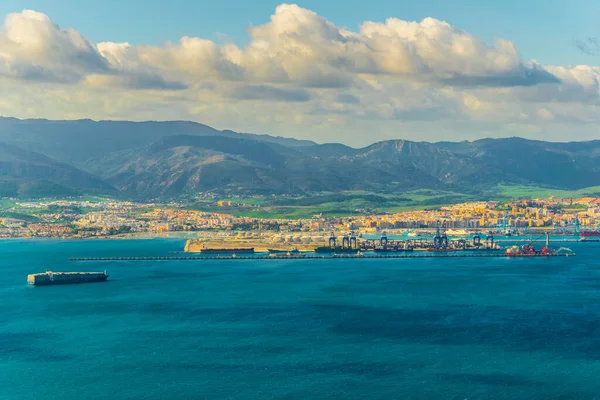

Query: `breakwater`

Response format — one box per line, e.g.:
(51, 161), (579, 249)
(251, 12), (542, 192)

(70, 253), (575, 261)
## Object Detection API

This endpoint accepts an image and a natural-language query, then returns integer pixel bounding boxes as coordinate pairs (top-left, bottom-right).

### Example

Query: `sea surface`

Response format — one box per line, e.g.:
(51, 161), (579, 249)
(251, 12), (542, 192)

(2, 238), (600, 399)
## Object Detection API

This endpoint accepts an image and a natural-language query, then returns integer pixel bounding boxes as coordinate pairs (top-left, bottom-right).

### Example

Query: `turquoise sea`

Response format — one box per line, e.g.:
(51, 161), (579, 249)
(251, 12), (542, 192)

(2, 238), (600, 399)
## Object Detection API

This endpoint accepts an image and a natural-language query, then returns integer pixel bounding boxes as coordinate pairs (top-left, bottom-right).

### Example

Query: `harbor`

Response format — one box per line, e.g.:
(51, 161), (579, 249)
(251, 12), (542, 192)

(177, 221), (576, 259)
(4, 229), (598, 400)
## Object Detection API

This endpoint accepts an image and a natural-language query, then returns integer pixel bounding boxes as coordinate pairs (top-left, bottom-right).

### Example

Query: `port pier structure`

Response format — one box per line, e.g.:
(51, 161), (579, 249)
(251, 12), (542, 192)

(70, 251), (575, 262)
(72, 233), (577, 262)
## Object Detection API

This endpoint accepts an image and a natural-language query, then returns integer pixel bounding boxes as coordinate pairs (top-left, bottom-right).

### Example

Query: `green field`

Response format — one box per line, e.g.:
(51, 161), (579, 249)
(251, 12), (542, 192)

(5, 184), (600, 222)
(0, 211), (41, 222)
(0, 200), (16, 210)
(490, 184), (600, 200)
(189, 185), (600, 219)
(191, 190), (473, 219)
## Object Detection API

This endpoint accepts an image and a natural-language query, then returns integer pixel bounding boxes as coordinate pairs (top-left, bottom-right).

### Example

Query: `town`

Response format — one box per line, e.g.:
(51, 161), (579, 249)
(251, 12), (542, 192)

(1, 195), (598, 239)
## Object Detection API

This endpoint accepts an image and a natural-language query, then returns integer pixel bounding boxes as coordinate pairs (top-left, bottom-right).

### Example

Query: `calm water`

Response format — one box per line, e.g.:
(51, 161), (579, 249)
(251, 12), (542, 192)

(2, 239), (600, 399)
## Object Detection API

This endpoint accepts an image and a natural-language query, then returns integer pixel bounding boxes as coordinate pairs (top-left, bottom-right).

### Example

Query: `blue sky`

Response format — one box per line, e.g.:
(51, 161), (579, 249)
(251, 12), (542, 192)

(0, 0), (598, 65)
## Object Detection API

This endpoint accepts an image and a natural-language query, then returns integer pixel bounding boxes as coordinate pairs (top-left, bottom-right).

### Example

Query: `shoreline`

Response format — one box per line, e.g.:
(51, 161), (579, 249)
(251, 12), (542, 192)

(0, 232), (201, 241)
(0, 231), (586, 241)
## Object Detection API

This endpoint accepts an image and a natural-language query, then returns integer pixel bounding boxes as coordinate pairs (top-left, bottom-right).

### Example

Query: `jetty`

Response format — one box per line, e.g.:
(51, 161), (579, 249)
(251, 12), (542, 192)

(69, 252), (575, 262)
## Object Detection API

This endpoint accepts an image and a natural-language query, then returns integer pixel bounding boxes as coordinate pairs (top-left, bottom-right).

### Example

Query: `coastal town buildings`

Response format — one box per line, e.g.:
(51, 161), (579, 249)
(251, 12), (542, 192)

(1, 196), (599, 238)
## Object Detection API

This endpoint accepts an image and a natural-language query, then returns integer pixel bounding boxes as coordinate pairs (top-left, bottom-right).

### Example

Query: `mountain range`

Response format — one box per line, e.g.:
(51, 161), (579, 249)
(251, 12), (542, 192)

(1, 117), (599, 199)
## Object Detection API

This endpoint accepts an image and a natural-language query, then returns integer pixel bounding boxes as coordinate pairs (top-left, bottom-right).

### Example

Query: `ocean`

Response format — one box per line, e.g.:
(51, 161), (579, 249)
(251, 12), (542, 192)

(2, 238), (600, 399)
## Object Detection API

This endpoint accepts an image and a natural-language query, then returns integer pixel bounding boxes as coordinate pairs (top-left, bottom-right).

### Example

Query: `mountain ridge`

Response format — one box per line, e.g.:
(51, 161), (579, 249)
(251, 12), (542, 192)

(0, 142), (116, 197)
(1, 117), (600, 199)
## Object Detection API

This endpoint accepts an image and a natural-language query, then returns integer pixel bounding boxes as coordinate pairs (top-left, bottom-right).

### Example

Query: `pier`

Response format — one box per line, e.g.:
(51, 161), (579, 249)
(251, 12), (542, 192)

(69, 252), (575, 262)
(65, 231), (582, 262)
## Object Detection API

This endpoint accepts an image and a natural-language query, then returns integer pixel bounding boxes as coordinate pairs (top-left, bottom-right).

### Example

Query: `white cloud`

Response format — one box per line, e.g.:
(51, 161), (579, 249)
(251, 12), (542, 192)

(0, 5), (586, 91)
(0, 10), (186, 89)
(0, 5), (599, 145)
(0, 10), (109, 82)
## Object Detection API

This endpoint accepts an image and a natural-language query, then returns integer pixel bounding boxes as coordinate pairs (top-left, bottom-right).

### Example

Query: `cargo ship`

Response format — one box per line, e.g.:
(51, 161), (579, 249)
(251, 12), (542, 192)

(580, 230), (600, 237)
(314, 246), (359, 254)
(28, 271), (108, 286)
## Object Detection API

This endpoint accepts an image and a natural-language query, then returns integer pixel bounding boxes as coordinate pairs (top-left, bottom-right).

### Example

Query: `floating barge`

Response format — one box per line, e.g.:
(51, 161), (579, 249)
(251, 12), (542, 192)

(27, 271), (108, 286)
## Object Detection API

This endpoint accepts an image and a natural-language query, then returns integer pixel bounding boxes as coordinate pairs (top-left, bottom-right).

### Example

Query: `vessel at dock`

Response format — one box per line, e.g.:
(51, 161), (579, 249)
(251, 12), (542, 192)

(314, 246), (359, 254)
(578, 218), (600, 237)
(505, 244), (551, 256)
(27, 271), (108, 286)
(268, 248), (299, 254)
(199, 248), (255, 254)
(580, 230), (600, 237)
(504, 233), (574, 256)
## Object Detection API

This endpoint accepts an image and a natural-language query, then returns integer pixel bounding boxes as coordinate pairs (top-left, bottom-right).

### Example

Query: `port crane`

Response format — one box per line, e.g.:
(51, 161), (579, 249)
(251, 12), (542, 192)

(325, 232), (359, 250)
(472, 229), (482, 247)
(485, 231), (495, 249)
(341, 234), (350, 249)
(328, 232), (337, 248)
(380, 232), (388, 248)
(433, 220), (449, 249)
(349, 232), (357, 249)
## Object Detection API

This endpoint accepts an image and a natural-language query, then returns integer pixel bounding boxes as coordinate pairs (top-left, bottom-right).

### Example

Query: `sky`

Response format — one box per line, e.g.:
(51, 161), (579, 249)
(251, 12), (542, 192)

(0, 0), (599, 146)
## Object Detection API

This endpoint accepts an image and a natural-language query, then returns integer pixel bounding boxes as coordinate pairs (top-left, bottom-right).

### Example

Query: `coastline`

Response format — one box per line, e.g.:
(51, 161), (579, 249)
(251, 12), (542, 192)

(0, 232), (202, 241)
(0, 230), (583, 241)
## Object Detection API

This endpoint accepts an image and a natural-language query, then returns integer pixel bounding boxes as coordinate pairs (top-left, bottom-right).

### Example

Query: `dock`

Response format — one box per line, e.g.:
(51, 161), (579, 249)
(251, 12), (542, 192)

(69, 252), (575, 261)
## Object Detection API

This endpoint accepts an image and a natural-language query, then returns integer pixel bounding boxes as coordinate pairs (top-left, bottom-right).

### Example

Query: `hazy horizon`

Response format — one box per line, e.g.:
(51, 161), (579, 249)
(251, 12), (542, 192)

(4, 115), (600, 148)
